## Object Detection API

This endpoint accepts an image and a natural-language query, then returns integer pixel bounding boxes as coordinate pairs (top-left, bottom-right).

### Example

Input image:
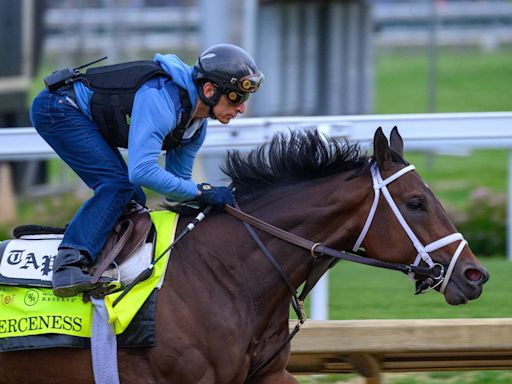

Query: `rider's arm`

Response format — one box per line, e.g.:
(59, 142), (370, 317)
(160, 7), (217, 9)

(127, 80), (200, 200)
(164, 120), (207, 200)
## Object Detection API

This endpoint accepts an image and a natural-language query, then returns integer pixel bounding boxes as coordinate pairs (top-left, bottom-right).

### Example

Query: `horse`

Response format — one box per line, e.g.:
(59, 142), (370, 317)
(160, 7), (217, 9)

(0, 127), (488, 384)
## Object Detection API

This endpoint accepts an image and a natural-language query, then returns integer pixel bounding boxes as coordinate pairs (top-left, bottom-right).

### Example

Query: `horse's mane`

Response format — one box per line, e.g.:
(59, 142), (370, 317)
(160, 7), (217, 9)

(222, 130), (370, 200)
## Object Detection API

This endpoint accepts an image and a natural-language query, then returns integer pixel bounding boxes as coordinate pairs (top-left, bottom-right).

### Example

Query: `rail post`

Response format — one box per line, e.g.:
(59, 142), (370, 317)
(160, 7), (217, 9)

(0, 162), (17, 223)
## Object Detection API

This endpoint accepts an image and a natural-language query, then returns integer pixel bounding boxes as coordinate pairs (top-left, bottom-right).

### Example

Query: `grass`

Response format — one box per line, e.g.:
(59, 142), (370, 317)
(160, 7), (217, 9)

(405, 149), (507, 211)
(293, 258), (509, 321)
(375, 49), (512, 113)
(297, 371), (512, 384)
(326, 258), (510, 320)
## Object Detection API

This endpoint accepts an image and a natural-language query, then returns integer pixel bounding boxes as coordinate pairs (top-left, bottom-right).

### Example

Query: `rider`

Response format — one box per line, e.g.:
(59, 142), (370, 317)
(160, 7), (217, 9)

(29, 44), (264, 297)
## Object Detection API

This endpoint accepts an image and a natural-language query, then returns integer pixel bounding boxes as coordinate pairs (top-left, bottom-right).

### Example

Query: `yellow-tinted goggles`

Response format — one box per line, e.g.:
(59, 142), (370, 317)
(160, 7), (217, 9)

(224, 89), (250, 105)
(236, 73), (264, 93)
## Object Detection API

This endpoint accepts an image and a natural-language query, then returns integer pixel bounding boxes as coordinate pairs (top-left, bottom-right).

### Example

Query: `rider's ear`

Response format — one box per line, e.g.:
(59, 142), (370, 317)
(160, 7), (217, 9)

(389, 126), (404, 157)
(374, 127), (392, 170)
(203, 82), (216, 98)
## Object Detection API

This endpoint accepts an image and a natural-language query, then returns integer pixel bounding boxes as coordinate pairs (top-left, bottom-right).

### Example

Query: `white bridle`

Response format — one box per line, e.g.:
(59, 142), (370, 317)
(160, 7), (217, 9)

(352, 163), (467, 294)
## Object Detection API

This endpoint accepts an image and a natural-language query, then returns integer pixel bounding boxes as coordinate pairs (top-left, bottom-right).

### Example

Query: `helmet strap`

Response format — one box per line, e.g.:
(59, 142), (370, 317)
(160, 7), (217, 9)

(197, 82), (222, 119)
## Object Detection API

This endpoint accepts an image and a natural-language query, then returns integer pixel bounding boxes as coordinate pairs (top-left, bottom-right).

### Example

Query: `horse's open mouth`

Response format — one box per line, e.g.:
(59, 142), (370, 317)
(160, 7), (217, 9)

(444, 266), (489, 305)
(444, 282), (471, 305)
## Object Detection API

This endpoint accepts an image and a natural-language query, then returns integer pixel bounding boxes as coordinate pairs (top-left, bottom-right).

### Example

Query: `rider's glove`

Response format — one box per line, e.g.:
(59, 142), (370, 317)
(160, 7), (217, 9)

(196, 183), (234, 209)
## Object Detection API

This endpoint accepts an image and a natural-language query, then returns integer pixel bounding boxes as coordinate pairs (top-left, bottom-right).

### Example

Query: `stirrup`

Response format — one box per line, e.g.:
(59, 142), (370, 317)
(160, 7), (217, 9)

(83, 281), (123, 301)
(52, 276), (116, 298)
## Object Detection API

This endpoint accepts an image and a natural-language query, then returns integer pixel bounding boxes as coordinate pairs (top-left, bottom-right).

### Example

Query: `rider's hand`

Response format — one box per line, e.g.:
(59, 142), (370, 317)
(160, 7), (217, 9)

(196, 183), (234, 209)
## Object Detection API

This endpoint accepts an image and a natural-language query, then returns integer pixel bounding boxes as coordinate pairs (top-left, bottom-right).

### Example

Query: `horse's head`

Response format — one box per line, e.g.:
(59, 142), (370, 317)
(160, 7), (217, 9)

(224, 128), (488, 305)
(358, 127), (489, 305)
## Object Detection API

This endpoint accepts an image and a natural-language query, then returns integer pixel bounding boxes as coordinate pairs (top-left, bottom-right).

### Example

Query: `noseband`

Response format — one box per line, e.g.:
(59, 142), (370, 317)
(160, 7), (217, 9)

(353, 162), (467, 294)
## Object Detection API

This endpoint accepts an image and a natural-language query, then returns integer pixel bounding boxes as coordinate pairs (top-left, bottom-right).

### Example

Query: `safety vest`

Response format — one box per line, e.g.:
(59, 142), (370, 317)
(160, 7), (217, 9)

(84, 60), (192, 150)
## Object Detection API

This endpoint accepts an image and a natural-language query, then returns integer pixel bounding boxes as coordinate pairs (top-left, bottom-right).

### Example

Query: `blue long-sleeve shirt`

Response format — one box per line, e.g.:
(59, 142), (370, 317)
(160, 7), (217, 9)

(73, 54), (206, 201)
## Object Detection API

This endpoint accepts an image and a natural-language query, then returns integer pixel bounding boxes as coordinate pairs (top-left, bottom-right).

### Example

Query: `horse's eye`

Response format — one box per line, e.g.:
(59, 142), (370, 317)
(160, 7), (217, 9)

(407, 198), (426, 211)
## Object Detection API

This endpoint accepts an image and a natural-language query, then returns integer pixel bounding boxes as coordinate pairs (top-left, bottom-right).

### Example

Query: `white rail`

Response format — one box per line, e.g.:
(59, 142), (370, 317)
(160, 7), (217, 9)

(2, 112), (512, 159)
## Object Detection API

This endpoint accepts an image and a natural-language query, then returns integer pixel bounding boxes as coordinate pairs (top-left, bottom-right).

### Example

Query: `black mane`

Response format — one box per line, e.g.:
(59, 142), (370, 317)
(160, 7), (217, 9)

(222, 130), (370, 200)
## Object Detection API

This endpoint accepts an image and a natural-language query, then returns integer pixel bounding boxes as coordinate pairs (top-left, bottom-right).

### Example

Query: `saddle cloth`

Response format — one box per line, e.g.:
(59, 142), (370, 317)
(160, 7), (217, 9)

(0, 210), (178, 349)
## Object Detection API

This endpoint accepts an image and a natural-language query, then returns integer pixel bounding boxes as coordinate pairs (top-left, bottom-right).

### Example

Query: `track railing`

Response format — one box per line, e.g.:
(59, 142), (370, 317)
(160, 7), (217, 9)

(288, 319), (512, 384)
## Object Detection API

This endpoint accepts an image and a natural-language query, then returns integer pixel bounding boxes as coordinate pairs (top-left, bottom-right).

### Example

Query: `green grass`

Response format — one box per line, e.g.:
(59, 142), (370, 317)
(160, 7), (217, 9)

(324, 258), (510, 320)
(296, 371), (512, 384)
(294, 258), (509, 321)
(375, 49), (512, 113)
(405, 149), (507, 211)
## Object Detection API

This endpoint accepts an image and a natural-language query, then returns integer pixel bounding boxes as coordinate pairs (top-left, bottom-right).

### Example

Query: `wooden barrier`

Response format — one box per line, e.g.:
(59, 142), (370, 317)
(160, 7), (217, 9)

(288, 319), (512, 383)
(0, 162), (16, 223)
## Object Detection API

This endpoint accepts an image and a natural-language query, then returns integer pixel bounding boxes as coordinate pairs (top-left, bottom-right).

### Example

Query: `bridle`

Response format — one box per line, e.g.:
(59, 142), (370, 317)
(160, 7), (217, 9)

(226, 161), (467, 297)
(353, 162), (467, 294)
(224, 160), (468, 382)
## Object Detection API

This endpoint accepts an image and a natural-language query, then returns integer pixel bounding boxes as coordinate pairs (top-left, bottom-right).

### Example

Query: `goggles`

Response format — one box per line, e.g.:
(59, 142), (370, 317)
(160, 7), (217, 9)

(231, 73), (264, 93)
(223, 89), (250, 105)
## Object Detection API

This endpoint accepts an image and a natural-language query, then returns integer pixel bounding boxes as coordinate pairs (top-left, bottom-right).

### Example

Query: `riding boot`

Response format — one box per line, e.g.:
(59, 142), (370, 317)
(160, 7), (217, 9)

(52, 248), (112, 297)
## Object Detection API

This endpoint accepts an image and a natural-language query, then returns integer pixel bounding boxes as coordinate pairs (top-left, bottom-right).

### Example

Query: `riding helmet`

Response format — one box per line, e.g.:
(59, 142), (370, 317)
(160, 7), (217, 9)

(194, 43), (263, 93)
(193, 44), (264, 117)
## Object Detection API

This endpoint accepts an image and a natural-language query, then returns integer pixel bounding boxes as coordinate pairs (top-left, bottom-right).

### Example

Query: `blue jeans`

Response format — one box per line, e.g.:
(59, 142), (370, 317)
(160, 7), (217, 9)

(30, 88), (146, 260)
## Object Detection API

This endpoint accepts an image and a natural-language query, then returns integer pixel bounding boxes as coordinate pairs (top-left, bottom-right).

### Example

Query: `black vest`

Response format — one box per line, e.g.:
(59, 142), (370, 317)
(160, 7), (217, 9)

(84, 60), (192, 149)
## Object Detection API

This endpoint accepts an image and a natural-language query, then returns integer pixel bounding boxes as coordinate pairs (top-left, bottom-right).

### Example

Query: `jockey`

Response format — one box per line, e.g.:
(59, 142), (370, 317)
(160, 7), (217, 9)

(29, 44), (264, 297)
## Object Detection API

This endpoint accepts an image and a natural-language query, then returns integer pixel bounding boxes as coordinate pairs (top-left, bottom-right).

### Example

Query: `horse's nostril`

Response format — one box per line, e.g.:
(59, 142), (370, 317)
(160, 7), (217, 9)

(465, 268), (485, 282)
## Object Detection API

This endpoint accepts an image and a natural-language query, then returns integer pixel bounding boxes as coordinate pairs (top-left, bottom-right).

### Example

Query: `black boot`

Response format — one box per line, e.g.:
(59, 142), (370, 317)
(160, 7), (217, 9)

(52, 248), (109, 297)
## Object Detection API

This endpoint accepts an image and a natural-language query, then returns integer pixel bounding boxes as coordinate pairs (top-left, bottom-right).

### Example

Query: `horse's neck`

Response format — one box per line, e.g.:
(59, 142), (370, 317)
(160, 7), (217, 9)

(243, 174), (370, 251)
(237, 174), (370, 325)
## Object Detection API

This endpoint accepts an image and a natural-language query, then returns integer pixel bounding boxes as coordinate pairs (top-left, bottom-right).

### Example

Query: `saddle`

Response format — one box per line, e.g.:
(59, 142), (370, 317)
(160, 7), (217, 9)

(91, 203), (152, 284)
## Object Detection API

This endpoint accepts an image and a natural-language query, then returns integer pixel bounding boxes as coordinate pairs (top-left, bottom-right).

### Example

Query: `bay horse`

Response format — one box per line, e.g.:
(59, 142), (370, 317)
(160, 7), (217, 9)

(0, 127), (488, 383)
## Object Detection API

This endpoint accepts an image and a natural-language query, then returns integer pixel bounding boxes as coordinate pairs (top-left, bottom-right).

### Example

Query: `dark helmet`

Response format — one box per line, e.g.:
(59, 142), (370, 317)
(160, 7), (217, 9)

(193, 44), (264, 117)
(194, 43), (264, 93)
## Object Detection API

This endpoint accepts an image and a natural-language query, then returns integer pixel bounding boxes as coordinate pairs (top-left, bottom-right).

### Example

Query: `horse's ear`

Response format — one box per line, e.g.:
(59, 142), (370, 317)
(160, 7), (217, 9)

(373, 127), (392, 169)
(389, 126), (404, 157)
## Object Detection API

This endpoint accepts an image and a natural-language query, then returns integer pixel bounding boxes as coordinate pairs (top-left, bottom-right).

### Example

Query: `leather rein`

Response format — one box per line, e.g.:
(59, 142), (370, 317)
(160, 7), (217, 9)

(226, 160), (468, 382)
(226, 204), (438, 278)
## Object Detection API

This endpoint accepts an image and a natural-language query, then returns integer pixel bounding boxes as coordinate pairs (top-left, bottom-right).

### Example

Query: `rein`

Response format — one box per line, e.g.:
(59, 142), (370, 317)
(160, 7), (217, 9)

(225, 204), (438, 278)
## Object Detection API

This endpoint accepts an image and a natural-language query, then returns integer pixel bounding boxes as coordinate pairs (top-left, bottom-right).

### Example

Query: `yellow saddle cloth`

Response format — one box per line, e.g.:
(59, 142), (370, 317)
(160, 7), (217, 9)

(0, 210), (177, 339)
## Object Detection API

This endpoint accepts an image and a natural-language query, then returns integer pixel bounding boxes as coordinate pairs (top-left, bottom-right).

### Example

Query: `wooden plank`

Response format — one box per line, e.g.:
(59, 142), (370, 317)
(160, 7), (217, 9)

(288, 319), (512, 378)
(0, 162), (17, 223)
(289, 351), (512, 373)
(290, 319), (512, 353)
